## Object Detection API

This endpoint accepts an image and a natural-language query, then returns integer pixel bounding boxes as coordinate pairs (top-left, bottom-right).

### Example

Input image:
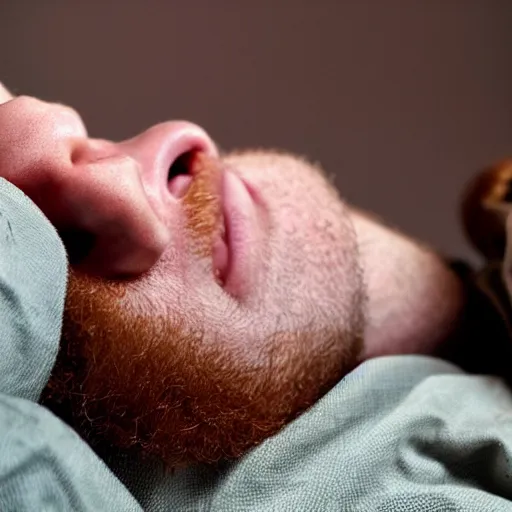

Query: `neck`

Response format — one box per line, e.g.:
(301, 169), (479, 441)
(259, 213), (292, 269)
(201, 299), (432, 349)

(351, 210), (466, 360)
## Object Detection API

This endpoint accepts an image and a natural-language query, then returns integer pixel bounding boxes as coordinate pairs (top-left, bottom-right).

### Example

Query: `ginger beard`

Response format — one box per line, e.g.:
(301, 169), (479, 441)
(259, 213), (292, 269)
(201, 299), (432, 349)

(42, 152), (365, 468)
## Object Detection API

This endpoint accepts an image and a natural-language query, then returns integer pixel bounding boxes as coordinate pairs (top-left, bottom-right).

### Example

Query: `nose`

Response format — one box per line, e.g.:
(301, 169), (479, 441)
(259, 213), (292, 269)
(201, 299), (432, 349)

(66, 121), (219, 277)
(0, 94), (219, 277)
(117, 121), (219, 213)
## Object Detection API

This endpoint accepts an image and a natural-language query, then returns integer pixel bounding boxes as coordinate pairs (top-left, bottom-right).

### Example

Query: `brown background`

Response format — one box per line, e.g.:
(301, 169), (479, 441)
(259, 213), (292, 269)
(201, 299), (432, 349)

(1, 1), (512, 263)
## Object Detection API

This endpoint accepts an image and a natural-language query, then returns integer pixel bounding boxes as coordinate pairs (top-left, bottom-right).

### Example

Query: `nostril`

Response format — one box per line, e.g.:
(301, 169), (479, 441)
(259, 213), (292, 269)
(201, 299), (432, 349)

(167, 150), (196, 199)
(168, 150), (194, 181)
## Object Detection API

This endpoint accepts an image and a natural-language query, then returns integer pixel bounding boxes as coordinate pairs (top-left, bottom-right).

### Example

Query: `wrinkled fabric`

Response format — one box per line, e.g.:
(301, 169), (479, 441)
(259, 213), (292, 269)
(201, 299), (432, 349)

(0, 179), (141, 511)
(2, 176), (512, 511)
(109, 357), (512, 511)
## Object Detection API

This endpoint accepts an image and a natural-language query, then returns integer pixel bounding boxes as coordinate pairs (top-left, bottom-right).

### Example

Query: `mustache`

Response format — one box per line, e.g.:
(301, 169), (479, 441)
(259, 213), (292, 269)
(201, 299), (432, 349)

(182, 151), (224, 258)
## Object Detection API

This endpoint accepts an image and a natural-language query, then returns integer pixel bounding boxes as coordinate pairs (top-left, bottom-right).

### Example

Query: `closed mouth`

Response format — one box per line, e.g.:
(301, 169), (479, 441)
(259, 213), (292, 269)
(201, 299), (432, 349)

(168, 150), (260, 297)
(173, 151), (231, 286)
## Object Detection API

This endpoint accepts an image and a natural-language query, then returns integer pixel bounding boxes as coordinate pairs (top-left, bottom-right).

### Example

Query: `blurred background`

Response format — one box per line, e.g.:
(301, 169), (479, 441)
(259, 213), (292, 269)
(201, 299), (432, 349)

(1, 0), (512, 263)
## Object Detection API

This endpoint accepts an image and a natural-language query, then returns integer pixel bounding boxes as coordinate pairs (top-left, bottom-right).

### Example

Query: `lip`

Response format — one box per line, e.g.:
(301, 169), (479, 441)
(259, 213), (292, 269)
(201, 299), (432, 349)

(215, 169), (261, 297)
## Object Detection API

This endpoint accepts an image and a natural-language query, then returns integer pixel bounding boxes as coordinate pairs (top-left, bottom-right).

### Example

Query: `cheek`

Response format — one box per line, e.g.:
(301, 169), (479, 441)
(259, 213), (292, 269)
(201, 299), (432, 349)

(272, 188), (351, 262)
(261, 196), (361, 317)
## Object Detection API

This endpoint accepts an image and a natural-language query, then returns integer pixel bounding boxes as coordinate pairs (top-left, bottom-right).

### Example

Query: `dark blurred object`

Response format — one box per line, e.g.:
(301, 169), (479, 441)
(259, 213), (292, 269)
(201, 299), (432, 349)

(462, 160), (512, 261)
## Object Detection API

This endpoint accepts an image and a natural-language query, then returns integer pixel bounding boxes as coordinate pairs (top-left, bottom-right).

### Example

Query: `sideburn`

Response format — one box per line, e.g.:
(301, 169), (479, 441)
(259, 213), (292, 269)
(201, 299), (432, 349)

(182, 151), (223, 258)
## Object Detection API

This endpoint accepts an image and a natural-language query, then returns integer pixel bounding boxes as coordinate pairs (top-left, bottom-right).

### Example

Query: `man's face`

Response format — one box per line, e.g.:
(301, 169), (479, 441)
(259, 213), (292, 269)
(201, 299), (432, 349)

(0, 89), (365, 467)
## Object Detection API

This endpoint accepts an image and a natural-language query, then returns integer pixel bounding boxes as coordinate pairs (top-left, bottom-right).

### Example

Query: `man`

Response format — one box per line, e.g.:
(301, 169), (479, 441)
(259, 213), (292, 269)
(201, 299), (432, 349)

(1, 82), (512, 511)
